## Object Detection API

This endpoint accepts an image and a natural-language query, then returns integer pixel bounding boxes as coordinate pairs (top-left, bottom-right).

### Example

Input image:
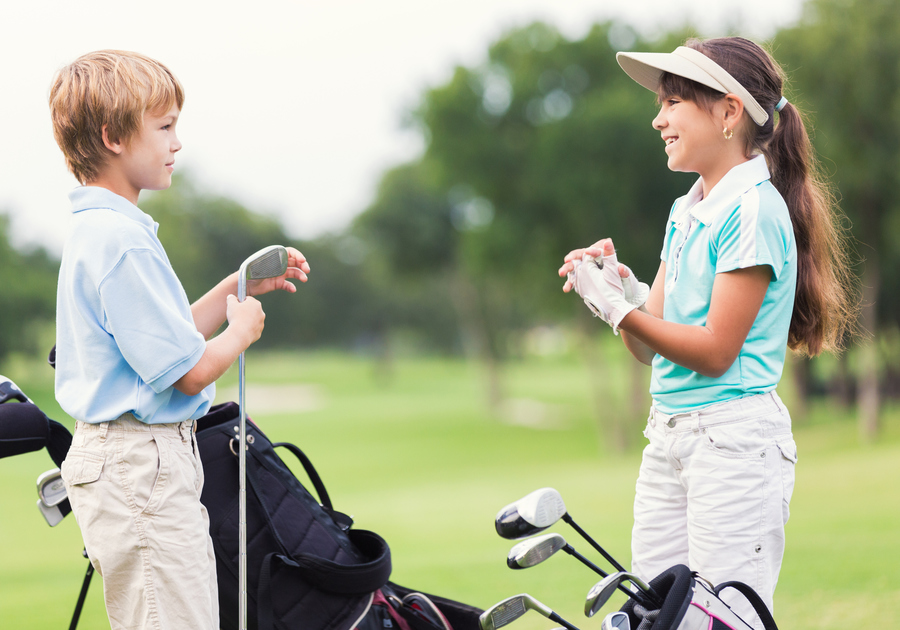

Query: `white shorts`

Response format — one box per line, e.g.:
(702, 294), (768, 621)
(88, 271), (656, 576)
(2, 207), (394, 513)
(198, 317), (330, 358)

(61, 414), (218, 630)
(631, 391), (797, 630)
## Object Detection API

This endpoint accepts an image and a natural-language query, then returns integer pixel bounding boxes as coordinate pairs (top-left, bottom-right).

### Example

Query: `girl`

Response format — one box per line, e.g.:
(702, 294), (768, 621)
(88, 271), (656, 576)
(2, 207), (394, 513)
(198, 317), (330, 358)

(557, 37), (856, 628)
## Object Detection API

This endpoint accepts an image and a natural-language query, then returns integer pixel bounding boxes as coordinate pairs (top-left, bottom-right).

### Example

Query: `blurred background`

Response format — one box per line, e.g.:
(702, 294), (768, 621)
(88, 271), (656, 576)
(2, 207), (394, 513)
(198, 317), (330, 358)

(2, 0), (898, 441)
(1, 0), (899, 628)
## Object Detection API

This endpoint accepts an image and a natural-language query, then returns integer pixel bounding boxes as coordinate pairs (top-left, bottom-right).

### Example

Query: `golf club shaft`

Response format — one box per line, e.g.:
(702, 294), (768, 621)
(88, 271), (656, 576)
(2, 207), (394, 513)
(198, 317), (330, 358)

(238, 350), (247, 630)
(549, 612), (581, 630)
(562, 513), (628, 573)
(566, 547), (653, 607)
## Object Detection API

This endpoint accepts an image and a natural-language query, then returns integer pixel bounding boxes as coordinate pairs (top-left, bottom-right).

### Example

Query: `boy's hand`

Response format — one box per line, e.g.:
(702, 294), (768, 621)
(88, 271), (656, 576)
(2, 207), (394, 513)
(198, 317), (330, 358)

(248, 247), (311, 296)
(226, 294), (266, 346)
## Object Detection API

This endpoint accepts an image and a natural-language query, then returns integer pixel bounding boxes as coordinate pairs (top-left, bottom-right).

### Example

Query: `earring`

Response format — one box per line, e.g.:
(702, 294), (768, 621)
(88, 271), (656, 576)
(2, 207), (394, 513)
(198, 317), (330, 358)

(723, 127), (734, 140)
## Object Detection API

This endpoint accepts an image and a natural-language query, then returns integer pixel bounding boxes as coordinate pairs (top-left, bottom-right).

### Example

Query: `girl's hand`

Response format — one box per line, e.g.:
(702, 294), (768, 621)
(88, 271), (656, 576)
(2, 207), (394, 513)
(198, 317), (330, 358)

(559, 238), (616, 292)
(247, 247), (311, 297)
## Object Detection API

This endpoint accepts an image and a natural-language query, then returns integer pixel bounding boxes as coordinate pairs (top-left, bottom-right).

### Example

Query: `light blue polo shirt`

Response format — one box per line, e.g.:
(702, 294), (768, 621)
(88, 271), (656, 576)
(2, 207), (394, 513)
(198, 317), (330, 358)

(650, 155), (797, 413)
(55, 187), (214, 424)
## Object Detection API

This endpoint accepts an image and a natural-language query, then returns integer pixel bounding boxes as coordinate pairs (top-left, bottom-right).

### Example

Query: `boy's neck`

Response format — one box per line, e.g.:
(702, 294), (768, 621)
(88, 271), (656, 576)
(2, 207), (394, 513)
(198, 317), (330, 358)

(86, 172), (141, 206)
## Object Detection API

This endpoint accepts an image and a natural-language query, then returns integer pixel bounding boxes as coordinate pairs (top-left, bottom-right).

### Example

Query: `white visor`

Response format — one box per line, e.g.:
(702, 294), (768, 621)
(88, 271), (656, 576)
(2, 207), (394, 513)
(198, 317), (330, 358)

(616, 46), (769, 126)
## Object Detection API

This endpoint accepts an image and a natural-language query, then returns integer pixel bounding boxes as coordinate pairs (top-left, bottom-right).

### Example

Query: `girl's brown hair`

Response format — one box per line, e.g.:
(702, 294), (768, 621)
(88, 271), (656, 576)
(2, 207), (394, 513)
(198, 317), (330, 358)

(658, 37), (857, 356)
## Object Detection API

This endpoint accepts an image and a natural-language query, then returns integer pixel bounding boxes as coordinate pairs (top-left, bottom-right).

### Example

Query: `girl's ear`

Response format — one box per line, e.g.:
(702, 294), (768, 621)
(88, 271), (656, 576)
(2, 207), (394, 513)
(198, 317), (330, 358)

(101, 125), (124, 155)
(722, 94), (746, 129)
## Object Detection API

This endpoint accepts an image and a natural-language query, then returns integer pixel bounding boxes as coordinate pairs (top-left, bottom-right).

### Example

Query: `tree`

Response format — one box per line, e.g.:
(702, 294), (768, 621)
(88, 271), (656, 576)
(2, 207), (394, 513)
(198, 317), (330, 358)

(0, 214), (58, 364)
(776, 0), (900, 440)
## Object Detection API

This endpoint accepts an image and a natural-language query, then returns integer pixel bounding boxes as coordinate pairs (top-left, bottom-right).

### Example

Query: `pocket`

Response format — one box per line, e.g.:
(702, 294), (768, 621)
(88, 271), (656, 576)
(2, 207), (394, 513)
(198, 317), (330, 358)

(61, 448), (104, 486)
(777, 436), (798, 523)
(703, 419), (768, 459)
(122, 434), (167, 516)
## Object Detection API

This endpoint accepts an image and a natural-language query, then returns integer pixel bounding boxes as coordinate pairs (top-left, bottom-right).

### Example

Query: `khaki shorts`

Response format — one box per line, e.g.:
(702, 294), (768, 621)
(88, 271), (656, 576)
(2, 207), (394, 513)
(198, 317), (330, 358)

(61, 414), (218, 630)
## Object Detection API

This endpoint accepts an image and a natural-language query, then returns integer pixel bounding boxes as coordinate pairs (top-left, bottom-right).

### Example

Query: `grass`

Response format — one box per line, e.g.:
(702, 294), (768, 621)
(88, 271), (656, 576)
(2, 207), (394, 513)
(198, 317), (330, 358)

(1, 347), (898, 629)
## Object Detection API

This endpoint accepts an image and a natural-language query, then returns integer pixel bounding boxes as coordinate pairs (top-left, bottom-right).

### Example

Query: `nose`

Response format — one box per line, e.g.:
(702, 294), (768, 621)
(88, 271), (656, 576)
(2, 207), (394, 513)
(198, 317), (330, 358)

(172, 132), (182, 153)
(652, 108), (666, 130)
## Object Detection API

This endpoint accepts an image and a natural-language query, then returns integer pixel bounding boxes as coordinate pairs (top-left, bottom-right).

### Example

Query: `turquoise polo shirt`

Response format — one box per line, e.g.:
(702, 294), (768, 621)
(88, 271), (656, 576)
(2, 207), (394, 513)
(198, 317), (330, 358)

(55, 187), (214, 424)
(650, 155), (797, 413)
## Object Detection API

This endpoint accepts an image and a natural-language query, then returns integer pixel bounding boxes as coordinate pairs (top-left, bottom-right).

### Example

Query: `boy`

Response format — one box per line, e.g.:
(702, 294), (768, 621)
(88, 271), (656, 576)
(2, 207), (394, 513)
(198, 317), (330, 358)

(49, 50), (310, 629)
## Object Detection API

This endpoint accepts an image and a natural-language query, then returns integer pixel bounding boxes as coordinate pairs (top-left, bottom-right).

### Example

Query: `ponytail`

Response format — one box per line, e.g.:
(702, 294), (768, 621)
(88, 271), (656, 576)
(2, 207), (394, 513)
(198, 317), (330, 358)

(688, 37), (859, 356)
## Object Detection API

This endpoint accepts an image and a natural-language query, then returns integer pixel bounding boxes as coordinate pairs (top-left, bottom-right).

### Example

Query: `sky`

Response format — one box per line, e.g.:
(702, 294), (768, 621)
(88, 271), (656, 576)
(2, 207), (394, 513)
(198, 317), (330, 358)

(1, 0), (804, 252)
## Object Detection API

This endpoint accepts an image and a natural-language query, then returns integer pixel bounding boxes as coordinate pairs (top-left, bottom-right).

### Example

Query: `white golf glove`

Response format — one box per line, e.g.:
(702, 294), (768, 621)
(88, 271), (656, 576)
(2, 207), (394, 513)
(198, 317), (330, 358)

(619, 263), (650, 312)
(571, 251), (638, 334)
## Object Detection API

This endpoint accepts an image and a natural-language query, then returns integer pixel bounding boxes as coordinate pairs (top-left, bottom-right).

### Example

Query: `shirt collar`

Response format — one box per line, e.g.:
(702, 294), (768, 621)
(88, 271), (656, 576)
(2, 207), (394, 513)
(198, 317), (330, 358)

(68, 186), (158, 232)
(671, 154), (771, 226)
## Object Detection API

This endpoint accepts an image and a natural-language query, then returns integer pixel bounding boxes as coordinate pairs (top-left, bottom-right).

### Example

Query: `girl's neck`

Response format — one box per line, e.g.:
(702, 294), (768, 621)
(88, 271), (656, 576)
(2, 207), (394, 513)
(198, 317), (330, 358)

(698, 148), (752, 198)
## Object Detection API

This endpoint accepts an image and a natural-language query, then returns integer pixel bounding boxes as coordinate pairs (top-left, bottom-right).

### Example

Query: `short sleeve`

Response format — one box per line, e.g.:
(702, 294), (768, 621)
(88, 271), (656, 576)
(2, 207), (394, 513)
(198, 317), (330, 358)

(99, 249), (206, 393)
(713, 187), (789, 280)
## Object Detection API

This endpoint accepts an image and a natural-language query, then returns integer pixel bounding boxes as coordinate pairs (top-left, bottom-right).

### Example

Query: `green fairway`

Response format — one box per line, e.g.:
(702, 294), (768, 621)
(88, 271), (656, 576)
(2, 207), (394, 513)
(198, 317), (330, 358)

(1, 349), (898, 629)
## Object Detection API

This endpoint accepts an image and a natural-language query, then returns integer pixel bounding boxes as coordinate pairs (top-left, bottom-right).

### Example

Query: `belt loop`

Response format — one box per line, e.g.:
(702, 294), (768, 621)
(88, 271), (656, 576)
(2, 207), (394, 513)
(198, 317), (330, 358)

(690, 411), (701, 433)
(648, 406), (657, 428)
(98, 421), (109, 442)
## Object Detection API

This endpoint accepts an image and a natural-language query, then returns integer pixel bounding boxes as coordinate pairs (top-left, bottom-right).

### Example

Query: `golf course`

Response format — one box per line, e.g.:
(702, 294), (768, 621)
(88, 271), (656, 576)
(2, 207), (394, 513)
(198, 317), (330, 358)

(1, 347), (898, 629)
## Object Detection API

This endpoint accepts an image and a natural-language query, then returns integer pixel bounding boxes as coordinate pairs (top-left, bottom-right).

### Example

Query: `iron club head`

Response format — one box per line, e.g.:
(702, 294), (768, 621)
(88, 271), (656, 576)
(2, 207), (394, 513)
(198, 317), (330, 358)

(601, 611), (631, 630)
(37, 468), (67, 507)
(237, 245), (289, 301)
(495, 487), (567, 539)
(585, 571), (653, 618)
(507, 532), (568, 569)
(480, 594), (578, 630)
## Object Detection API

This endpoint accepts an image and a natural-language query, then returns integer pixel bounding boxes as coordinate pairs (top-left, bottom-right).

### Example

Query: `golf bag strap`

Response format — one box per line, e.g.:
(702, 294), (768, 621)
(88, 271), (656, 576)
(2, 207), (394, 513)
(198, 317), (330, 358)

(713, 582), (779, 630)
(260, 529), (390, 595)
(273, 441), (332, 510)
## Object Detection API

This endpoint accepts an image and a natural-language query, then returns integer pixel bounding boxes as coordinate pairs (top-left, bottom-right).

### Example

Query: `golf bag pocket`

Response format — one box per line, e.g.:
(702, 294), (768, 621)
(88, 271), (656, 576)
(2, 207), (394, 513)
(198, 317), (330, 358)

(357, 582), (483, 630)
(195, 402), (392, 630)
(620, 564), (779, 630)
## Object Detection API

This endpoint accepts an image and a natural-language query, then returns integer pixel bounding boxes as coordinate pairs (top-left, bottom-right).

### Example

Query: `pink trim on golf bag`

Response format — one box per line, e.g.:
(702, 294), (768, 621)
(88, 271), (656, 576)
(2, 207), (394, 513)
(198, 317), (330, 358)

(620, 564), (779, 630)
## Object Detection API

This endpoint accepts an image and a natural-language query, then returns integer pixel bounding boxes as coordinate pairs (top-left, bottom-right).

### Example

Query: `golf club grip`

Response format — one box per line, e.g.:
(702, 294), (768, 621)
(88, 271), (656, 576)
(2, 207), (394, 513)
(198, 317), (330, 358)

(549, 612), (581, 630)
(562, 514), (628, 573)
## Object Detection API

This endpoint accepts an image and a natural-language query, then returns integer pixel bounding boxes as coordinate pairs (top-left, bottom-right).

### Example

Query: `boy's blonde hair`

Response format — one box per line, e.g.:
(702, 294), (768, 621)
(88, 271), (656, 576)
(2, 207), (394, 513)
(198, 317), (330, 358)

(49, 50), (185, 184)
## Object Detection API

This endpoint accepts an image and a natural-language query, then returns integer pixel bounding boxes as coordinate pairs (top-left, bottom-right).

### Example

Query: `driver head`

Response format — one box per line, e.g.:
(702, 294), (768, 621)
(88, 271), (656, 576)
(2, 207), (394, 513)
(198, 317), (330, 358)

(495, 487), (566, 539)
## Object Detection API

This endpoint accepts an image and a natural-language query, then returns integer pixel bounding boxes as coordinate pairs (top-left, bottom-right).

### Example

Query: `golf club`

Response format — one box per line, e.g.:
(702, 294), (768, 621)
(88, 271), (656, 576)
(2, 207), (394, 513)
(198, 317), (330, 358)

(0, 376), (29, 404)
(506, 533), (652, 606)
(495, 487), (628, 573)
(601, 611), (631, 630)
(480, 594), (580, 630)
(35, 468), (67, 527)
(585, 571), (660, 618)
(236, 245), (289, 630)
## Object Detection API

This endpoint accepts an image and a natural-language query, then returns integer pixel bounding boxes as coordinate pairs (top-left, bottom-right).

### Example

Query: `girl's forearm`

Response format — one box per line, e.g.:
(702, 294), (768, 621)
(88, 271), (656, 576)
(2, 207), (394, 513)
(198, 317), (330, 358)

(618, 309), (734, 378)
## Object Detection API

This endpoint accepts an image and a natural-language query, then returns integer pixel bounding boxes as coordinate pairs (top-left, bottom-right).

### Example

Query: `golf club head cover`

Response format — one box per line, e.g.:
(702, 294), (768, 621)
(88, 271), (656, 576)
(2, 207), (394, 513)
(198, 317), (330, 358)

(572, 252), (636, 334)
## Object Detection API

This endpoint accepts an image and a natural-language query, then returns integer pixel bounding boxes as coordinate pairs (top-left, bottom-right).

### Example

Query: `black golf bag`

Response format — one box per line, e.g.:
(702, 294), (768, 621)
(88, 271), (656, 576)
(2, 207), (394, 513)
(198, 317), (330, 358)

(620, 564), (779, 630)
(195, 401), (483, 630)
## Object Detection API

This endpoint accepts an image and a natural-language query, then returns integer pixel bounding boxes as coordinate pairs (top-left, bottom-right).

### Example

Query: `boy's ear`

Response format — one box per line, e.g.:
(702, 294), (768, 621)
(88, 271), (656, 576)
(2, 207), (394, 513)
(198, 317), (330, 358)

(101, 124), (124, 155)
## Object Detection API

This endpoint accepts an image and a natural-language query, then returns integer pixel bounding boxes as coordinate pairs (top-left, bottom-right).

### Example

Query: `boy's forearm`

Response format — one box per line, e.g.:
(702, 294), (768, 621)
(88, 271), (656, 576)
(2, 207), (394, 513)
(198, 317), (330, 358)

(173, 327), (248, 396)
(191, 273), (238, 339)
